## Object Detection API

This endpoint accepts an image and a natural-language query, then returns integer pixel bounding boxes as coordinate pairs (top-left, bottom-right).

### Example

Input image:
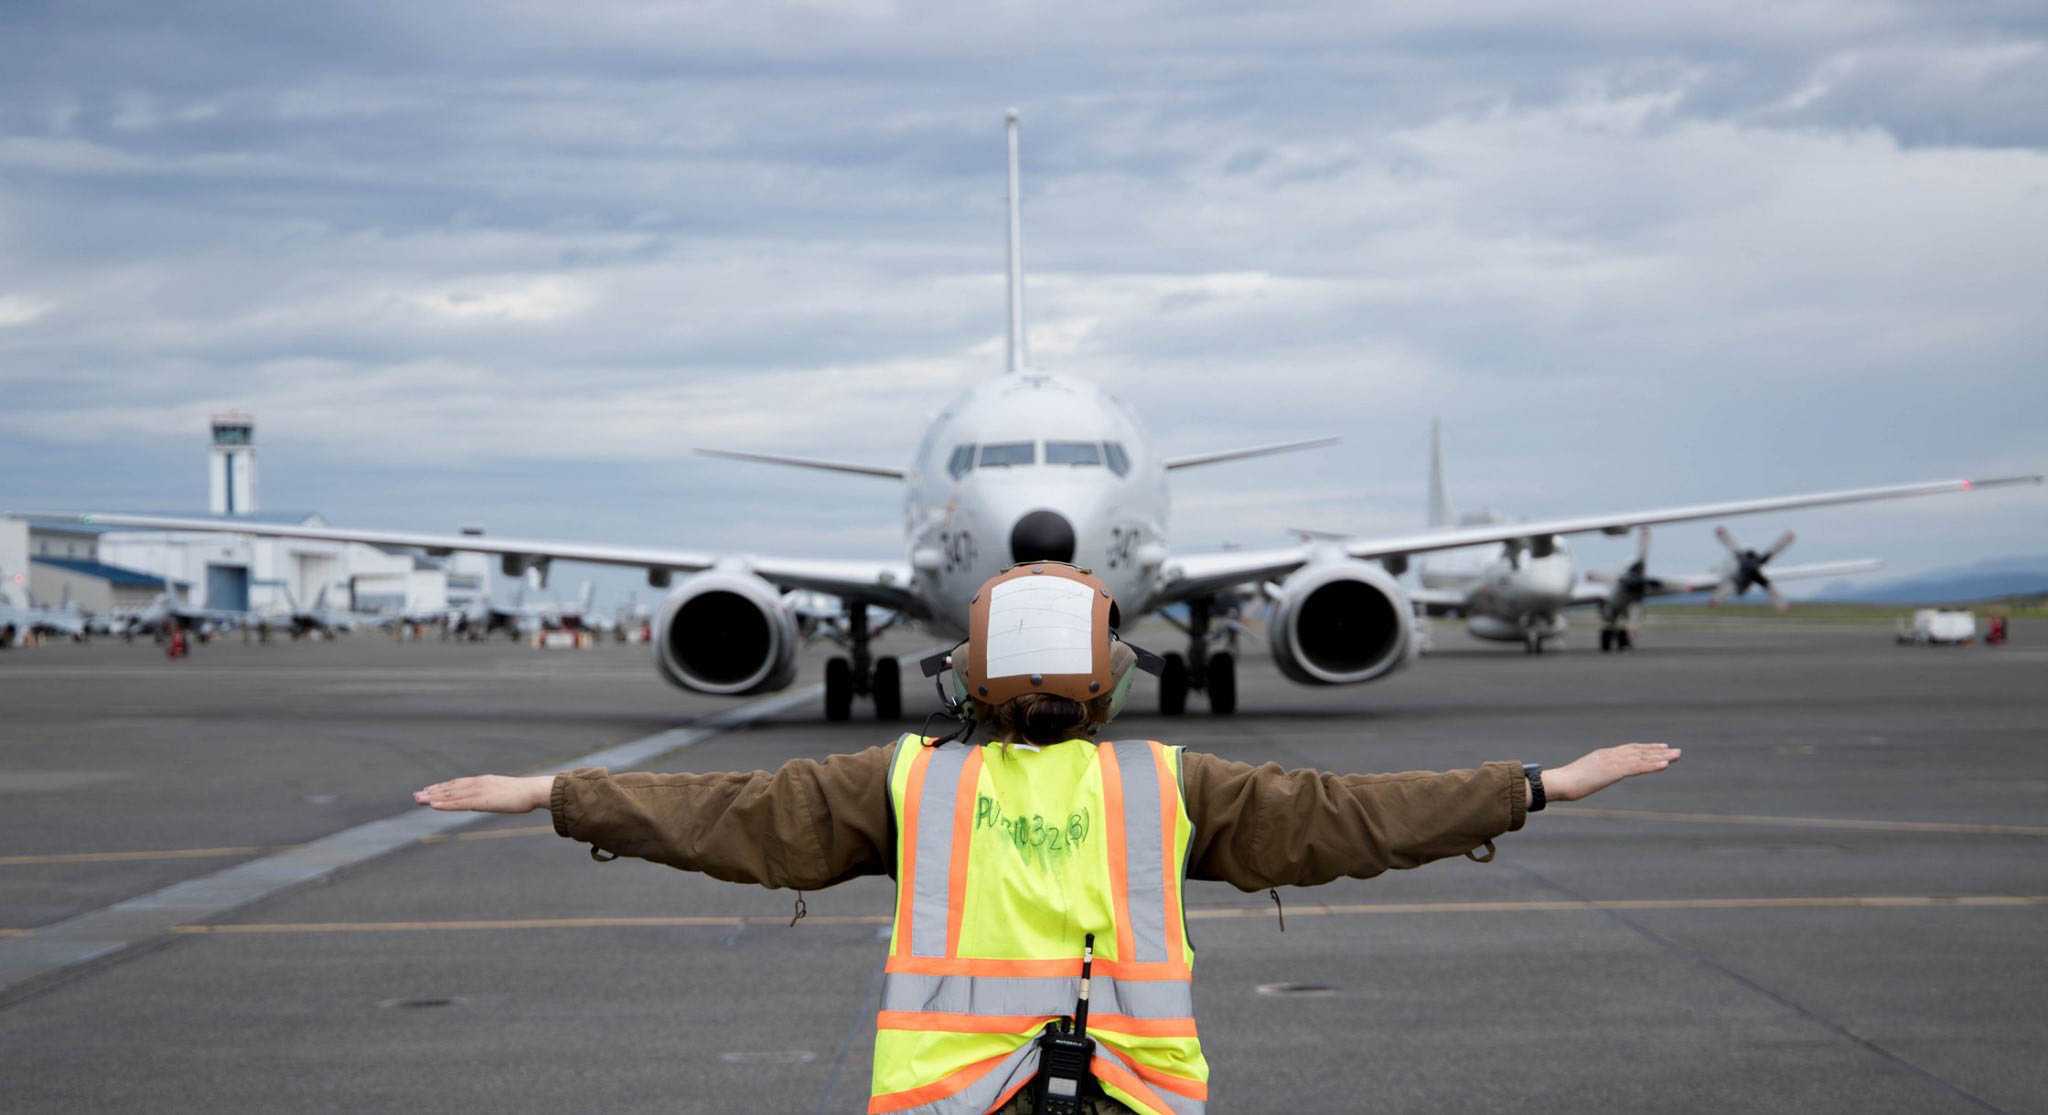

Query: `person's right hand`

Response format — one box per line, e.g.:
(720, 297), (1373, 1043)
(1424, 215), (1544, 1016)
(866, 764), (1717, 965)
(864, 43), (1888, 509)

(413, 775), (553, 814)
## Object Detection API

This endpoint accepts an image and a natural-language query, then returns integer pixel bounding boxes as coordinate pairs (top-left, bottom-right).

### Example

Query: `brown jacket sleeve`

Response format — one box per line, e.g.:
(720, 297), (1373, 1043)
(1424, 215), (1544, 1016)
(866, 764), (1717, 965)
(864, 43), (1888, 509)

(549, 744), (897, 890)
(1180, 751), (1527, 892)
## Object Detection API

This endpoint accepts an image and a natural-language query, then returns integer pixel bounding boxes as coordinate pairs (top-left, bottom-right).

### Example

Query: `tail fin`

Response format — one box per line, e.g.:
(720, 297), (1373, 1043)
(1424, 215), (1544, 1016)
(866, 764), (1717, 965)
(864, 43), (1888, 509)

(1427, 418), (1454, 528)
(1005, 109), (1027, 375)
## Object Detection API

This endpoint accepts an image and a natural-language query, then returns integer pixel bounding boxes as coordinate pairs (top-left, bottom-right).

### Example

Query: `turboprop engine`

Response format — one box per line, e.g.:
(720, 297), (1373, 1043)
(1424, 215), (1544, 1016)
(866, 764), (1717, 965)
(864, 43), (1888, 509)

(653, 571), (799, 696)
(1267, 559), (1416, 686)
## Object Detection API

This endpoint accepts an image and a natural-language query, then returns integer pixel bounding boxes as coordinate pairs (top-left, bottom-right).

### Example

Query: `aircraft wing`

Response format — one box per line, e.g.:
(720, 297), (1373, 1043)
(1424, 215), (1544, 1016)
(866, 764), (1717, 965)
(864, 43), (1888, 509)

(1745, 558), (1886, 584)
(1569, 558), (1886, 608)
(1342, 476), (2040, 564)
(1148, 544), (1316, 608)
(1146, 475), (2031, 612)
(69, 513), (926, 617)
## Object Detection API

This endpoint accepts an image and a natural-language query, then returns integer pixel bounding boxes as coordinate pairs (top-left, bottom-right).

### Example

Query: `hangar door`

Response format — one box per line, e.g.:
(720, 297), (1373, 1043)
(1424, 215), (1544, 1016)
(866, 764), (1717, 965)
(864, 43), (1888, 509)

(206, 564), (250, 612)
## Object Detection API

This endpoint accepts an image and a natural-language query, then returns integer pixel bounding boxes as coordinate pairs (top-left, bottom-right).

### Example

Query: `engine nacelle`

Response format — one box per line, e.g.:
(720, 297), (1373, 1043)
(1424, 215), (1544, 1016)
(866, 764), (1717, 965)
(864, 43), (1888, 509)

(653, 571), (799, 696)
(1267, 559), (1416, 686)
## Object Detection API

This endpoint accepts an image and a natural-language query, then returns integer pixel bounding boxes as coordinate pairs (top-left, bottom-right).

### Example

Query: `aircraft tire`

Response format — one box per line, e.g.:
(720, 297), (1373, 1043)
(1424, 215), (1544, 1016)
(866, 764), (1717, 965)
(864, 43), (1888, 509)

(1599, 630), (1613, 653)
(873, 657), (902, 721)
(825, 657), (853, 722)
(1206, 652), (1237, 715)
(1159, 653), (1188, 716)
(1617, 629), (1633, 652)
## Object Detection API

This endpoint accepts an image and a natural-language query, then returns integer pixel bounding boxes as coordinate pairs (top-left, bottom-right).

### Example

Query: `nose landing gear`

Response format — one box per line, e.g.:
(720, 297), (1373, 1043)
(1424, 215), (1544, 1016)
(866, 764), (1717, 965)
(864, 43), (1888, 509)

(823, 602), (903, 722)
(1158, 598), (1239, 716)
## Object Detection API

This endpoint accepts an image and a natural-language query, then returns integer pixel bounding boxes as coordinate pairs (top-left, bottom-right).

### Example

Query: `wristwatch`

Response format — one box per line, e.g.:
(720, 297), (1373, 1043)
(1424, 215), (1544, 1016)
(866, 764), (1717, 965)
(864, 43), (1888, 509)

(1522, 763), (1547, 812)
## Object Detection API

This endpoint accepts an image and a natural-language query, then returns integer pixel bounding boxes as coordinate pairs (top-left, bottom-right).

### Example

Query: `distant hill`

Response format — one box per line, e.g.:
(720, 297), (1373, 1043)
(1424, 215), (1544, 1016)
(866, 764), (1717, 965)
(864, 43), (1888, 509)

(1808, 554), (2048, 605)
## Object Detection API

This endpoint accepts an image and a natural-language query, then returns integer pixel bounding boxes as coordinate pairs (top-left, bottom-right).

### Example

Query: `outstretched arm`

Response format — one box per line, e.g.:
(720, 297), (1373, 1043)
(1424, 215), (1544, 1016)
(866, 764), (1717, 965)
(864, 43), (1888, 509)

(411, 745), (899, 890)
(1182, 742), (1681, 891)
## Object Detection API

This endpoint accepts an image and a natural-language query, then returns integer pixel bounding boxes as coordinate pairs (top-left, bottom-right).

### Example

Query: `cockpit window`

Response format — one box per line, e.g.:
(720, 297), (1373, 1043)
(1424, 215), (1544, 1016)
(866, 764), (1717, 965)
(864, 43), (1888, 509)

(947, 444), (976, 480)
(979, 442), (1035, 468)
(1045, 441), (1101, 467)
(1103, 442), (1130, 477)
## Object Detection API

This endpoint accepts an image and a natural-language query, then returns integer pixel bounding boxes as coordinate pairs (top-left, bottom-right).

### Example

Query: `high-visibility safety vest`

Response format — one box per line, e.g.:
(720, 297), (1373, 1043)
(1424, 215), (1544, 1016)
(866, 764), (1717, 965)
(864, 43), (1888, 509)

(869, 736), (1208, 1115)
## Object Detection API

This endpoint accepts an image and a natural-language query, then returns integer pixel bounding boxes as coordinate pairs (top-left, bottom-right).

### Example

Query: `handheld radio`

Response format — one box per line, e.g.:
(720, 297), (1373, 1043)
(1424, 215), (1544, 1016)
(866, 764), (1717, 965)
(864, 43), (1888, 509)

(1029, 933), (1098, 1114)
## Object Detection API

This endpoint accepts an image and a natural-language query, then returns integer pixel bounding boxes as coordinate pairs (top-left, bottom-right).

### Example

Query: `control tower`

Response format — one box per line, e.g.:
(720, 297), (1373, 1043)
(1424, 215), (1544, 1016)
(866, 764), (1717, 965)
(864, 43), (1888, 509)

(208, 411), (257, 515)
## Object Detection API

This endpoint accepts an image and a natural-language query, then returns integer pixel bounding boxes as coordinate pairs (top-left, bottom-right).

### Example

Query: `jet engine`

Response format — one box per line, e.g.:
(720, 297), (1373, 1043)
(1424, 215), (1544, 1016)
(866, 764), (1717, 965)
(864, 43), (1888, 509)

(1267, 560), (1416, 686)
(653, 571), (799, 696)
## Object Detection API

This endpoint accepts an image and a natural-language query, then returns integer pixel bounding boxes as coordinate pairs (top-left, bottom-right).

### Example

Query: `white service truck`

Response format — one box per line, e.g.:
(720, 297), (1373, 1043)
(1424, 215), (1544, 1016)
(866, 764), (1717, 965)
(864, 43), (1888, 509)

(1896, 608), (1977, 645)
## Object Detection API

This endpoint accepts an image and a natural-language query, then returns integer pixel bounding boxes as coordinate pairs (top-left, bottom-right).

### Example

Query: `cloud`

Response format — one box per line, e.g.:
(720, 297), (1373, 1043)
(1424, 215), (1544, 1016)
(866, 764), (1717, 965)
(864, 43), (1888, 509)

(0, 294), (55, 327)
(0, 1), (2042, 597)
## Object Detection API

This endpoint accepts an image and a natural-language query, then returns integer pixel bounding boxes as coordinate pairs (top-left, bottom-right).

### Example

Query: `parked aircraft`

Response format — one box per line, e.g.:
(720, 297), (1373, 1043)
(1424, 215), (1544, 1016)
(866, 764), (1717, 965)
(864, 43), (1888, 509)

(450, 580), (597, 641)
(249, 584), (382, 639)
(0, 571), (88, 643)
(53, 113), (2042, 715)
(1409, 423), (1884, 652)
(1582, 527), (1882, 650)
(103, 586), (248, 642)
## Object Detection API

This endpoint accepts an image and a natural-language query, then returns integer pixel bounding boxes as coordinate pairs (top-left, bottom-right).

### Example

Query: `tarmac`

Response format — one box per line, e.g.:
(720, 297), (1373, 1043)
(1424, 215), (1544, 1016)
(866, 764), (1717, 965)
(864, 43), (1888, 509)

(1, 618), (2044, 1113)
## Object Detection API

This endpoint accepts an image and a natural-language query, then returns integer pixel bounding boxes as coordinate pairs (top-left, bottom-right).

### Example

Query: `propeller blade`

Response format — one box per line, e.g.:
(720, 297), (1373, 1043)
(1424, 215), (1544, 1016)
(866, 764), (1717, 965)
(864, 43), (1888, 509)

(1764, 530), (1797, 561)
(1710, 580), (1732, 606)
(1767, 583), (1789, 613)
(1715, 525), (1743, 556)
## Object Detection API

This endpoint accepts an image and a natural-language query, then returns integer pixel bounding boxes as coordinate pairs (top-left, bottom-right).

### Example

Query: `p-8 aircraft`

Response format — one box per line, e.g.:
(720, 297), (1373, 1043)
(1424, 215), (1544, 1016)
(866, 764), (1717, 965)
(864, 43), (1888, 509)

(60, 112), (2040, 716)
(1408, 422), (1887, 653)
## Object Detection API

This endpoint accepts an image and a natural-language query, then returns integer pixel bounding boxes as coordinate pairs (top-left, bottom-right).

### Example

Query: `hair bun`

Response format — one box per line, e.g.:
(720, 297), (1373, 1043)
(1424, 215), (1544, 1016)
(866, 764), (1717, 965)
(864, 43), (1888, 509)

(1018, 695), (1088, 745)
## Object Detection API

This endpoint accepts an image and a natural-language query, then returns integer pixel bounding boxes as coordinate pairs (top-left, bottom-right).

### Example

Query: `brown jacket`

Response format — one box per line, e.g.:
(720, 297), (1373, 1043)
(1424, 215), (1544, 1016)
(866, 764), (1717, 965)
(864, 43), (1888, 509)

(550, 742), (1527, 893)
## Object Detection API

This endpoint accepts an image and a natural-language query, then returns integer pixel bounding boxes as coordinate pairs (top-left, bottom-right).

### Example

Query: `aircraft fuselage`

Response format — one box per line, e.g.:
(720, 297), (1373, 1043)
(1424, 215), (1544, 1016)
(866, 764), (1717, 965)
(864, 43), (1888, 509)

(905, 372), (1170, 638)
(1422, 542), (1577, 642)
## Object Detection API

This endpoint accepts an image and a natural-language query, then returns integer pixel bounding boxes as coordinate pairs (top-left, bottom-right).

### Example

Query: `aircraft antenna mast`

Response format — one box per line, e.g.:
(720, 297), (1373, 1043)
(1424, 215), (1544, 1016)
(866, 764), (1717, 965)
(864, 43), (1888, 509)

(1005, 108), (1027, 374)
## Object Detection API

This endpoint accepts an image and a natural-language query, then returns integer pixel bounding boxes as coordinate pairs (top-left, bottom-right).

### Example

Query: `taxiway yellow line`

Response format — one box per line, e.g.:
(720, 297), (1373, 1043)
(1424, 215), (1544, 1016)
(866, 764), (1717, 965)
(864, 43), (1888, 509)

(0, 844), (282, 867)
(1558, 806), (2048, 837)
(147, 895), (2048, 937)
(1, 822), (561, 867)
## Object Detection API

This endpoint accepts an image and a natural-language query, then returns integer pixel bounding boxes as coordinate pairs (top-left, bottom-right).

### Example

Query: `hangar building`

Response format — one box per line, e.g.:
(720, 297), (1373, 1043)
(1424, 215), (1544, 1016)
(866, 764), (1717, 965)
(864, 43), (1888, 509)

(3, 413), (488, 620)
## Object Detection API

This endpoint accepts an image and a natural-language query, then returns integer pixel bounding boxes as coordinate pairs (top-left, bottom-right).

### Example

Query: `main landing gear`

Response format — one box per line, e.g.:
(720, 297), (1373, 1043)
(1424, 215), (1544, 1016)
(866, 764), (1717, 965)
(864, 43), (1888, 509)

(1598, 626), (1634, 653)
(1157, 597), (1238, 716)
(824, 602), (902, 723)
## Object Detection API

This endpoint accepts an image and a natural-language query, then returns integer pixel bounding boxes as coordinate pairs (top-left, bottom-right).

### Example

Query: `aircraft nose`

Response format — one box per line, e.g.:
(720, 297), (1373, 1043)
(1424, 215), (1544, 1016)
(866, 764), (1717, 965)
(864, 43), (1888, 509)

(1010, 509), (1076, 564)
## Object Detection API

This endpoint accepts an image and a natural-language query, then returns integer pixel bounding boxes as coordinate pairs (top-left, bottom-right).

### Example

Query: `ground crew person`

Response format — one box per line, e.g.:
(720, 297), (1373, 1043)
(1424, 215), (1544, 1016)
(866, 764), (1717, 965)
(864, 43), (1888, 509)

(416, 562), (1680, 1113)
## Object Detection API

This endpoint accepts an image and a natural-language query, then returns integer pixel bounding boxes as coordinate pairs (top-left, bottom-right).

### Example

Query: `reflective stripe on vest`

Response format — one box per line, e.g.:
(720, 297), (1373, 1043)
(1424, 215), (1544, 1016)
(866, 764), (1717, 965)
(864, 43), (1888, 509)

(870, 736), (1207, 1115)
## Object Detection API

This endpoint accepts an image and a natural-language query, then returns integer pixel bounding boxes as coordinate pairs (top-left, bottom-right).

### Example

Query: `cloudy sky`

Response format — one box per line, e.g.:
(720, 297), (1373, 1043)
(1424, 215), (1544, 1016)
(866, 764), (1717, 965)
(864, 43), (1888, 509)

(3, 1), (2044, 605)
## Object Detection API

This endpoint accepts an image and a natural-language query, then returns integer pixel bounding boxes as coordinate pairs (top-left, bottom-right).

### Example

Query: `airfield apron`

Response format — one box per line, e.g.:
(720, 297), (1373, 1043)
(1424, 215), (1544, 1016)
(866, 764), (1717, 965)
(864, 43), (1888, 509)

(869, 736), (1208, 1115)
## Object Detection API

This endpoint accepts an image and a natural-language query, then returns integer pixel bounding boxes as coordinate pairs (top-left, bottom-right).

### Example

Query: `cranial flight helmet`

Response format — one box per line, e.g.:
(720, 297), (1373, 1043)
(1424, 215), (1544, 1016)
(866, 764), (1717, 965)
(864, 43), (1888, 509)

(919, 562), (1163, 737)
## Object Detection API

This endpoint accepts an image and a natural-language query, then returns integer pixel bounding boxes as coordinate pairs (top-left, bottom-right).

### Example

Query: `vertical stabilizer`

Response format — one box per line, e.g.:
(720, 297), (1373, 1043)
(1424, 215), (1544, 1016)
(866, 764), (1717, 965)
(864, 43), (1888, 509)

(1005, 109), (1027, 374)
(1427, 418), (1454, 528)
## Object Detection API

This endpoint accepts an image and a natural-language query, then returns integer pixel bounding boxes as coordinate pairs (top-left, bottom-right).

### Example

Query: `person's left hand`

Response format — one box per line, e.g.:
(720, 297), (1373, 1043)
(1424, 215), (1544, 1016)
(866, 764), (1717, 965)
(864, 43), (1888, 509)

(413, 775), (552, 814)
(1545, 743), (1681, 802)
